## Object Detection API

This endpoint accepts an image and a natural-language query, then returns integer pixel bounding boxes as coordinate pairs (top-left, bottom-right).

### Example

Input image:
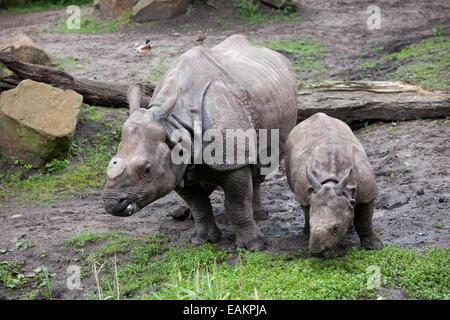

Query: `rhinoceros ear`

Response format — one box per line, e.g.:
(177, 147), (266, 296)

(154, 88), (182, 120)
(306, 168), (321, 193)
(128, 83), (143, 115)
(336, 168), (352, 196)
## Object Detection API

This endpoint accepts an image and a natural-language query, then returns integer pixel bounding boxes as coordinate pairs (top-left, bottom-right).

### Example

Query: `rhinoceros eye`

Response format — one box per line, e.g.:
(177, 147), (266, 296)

(330, 224), (340, 235)
(144, 164), (152, 175)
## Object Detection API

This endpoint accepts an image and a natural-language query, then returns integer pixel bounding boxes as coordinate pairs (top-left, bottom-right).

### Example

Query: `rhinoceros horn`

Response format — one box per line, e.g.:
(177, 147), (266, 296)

(306, 168), (322, 193)
(107, 157), (126, 180)
(335, 168), (352, 196)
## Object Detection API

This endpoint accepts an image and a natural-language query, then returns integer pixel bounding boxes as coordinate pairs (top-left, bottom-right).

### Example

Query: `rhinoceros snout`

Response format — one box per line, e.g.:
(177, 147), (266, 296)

(309, 227), (334, 256)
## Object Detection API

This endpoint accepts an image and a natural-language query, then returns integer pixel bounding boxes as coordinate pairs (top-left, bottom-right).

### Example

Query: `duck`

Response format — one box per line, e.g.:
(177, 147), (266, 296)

(135, 39), (151, 56)
(195, 32), (207, 45)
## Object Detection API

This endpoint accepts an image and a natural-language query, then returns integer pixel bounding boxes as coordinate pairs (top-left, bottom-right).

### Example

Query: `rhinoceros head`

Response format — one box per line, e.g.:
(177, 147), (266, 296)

(102, 84), (186, 217)
(306, 168), (356, 255)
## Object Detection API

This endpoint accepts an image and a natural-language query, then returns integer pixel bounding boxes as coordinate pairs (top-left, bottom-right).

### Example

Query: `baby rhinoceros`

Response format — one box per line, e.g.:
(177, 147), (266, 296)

(285, 113), (382, 256)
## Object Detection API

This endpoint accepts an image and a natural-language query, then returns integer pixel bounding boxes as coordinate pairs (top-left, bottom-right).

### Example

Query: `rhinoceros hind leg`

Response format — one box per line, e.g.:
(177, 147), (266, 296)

(354, 201), (383, 250)
(223, 167), (265, 252)
(175, 184), (221, 246)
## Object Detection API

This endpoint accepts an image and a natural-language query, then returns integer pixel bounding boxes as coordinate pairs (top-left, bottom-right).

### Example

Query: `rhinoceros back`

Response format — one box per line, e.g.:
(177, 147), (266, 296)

(151, 34), (298, 171)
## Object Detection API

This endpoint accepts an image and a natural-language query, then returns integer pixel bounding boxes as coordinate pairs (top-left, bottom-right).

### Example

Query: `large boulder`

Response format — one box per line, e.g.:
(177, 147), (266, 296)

(0, 33), (57, 66)
(132, 0), (191, 22)
(95, 0), (135, 17)
(0, 80), (83, 168)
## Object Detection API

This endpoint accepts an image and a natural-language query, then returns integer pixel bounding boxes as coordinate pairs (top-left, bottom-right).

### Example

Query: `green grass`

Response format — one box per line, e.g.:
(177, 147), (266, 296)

(0, 0), (94, 14)
(0, 62), (12, 76)
(56, 56), (84, 71)
(253, 40), (326, 74)
(43, 10), (132, 34)
(0, 105), (125, 205)
(233, 0), (301, 25)
(214, 19), (231, 29)
(139, 58), (170, 83)
(0, 260), (56, 299)
(53, 232), (450, 300)
(2, 230), (448, 300)
(360, 36), (450, 90)
(432, 222), (444, 229)
(0, 261), (28, 290)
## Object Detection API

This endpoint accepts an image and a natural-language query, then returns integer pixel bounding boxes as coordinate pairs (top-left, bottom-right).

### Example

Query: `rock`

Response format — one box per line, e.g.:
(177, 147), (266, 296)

(96, 0), (135, 17)
(0, 80), (83, 168)
(0, 33), (57, 66)
(169, 206), (191, 220)
(260, 0), (286, 9)
(132, 0), (191, 22)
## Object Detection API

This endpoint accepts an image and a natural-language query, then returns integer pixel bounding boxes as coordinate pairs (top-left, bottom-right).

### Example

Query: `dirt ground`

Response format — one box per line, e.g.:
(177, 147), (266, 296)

(0, 0), (449, 299)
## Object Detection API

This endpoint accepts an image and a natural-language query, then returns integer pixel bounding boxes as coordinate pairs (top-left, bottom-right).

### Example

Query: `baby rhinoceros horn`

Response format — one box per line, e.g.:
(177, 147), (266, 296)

(107, 158), (126, 180)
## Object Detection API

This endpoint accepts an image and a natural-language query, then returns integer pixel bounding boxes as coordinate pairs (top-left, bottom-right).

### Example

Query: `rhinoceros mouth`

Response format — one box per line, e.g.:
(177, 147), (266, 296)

(122, 201), (138, 216)
(105, 197), (139, 217)
(309, 247), (331, 257)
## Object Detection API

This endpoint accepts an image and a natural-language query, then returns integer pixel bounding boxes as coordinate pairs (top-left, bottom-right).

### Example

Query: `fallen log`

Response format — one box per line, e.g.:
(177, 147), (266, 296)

(1, 52), (449, 123)
(297, 81), (450, 124)
(0, 52), (155, 108)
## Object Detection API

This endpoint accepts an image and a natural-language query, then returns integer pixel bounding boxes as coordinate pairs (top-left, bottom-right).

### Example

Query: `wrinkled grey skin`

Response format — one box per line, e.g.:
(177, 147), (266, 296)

(102, 35), (298, 251)
(285, 113), (382, 256)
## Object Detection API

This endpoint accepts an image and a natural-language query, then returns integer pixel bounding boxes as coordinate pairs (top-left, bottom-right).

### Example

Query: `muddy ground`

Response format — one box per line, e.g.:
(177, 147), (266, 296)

(0, 0), (449, 299)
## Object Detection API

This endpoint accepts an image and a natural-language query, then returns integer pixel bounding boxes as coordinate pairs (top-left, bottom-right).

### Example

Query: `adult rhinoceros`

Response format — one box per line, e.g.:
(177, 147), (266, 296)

(102, 34), (297, 251)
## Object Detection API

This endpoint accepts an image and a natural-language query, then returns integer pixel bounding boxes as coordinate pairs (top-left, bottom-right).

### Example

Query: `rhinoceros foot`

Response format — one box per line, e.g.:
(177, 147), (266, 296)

(238, 237), (265, 252)
(190, 227), (222, 246)
(360, 234), (383, 250)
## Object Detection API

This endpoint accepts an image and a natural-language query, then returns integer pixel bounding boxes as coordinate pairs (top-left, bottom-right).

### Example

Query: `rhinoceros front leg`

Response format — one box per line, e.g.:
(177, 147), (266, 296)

(175, 184), (221, 246)
(252, 175), (269, 220)
(170, 183), (216, 220)
(353, 201), (383, 250)
(223, 167), (265, 252)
